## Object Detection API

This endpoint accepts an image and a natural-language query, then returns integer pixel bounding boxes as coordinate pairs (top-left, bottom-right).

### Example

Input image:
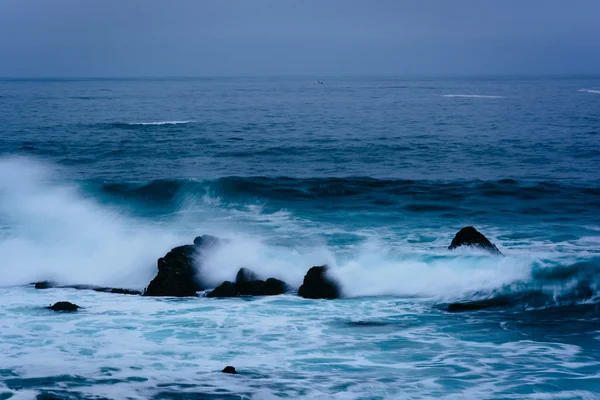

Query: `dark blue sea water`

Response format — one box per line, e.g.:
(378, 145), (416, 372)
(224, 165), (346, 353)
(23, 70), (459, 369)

(0, 77), (600, 399)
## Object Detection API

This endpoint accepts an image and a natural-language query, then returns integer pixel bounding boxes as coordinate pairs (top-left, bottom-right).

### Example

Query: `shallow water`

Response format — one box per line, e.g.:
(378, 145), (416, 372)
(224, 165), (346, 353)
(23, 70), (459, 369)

(0, 77), (600, 399)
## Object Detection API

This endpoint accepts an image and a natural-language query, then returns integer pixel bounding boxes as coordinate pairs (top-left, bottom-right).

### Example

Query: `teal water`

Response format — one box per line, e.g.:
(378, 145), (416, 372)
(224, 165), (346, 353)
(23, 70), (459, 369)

(0, 77), (599, 399)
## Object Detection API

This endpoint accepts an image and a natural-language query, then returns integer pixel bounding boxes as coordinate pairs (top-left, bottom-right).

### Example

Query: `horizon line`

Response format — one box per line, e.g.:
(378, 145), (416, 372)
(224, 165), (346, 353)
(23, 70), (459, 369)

(1, 73), (599, 80)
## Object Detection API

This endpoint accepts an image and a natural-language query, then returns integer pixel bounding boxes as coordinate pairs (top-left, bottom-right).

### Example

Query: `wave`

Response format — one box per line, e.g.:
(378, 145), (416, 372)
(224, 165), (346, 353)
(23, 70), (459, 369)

(578, 89), (600, 94)
(130, 120), (195, 126)
(441, 94), (505, 99)
(93, 177), (600, 219)
(103, 120), (196, 128)
(0, 156), (184, 288)
(0, 156), (599, 307)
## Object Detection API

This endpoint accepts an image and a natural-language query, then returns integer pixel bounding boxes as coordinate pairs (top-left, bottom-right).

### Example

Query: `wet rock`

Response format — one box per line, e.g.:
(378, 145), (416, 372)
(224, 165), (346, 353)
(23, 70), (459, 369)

(47, 302), (80, 312)
(34, 282), (140, 295)
(263, 278), (287, 295)
(193, 234), (220, 248)
(236, 267), (258, 284)
(207, 268), (288, 297)
(144, 245), (201, 297)
(144, 235), (219, 297)
(206, 281), (237, 298)
(93, 287), (142, 295)
(222, 366), (237, 374)
(298, 266), (341, 299)
(448, 226), (502, 255)
(34, 281), (56, 289)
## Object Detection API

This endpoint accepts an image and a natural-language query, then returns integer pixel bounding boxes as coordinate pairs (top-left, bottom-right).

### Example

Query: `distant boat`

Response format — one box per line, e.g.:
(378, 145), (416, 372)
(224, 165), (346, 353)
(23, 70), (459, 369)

(313, 80), (323, 85)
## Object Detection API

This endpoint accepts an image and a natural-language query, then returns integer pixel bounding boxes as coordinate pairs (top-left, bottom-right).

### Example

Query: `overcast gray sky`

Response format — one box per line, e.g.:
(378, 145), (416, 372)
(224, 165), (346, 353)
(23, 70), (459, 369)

(0, 0), (599, 77)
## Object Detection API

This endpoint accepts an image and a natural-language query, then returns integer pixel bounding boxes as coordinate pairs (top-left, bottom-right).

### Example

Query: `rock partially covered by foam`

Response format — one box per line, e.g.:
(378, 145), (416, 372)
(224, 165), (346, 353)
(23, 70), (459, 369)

(47, 301), (80, 312)
(34, 281), (56, 289)
(298, 266), (341, 299)
(207, 268), (287, 298)
(448, 227), (502, 255)
(144, 235), (220, 297)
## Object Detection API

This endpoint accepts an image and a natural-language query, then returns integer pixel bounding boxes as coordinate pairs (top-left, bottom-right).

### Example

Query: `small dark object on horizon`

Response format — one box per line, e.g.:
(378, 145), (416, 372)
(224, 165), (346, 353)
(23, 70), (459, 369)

(222, 366), (237, 374)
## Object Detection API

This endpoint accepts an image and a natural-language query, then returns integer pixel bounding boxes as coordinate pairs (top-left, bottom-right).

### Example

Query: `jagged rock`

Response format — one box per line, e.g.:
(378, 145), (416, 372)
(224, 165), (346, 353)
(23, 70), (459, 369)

(47, 302), (80, 312)
(144, 235), (220, 297)
(298, 266), (341, 299)
(448, 227), (502, 255)
(206, 281), (237, 298)
(222, 366), (237, 374)
(207, 268), (287, 298)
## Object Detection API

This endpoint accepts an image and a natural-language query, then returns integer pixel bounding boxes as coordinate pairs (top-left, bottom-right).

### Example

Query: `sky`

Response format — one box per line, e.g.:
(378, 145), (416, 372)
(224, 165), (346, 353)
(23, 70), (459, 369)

(0, 0), (599, 77)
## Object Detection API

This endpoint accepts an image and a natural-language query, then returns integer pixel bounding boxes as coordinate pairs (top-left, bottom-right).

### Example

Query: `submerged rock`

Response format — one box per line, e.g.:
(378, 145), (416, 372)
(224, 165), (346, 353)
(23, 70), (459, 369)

(298, 266), (341, 299)
(207, 268), (287, 298)
(448, 226), (502, 255)
(47, 302), (80, 312)
(93, 287), (142, 295)
(222, 366), (237, 374)
(144, 235), (220, 297)
(34, 281), (140, 295)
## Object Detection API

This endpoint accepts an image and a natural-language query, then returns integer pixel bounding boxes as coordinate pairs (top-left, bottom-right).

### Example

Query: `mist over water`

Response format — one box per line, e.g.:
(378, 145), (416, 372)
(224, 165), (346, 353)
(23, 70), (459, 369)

(1, 77), (600, 399)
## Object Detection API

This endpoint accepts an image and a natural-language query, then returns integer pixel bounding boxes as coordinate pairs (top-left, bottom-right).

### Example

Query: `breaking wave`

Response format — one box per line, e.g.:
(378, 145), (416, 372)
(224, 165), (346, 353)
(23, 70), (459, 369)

(0, 156), (598, 308)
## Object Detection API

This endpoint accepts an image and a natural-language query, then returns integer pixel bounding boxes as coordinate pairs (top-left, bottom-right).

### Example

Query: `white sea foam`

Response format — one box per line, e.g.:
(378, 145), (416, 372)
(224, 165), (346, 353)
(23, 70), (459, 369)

(0, 156), (575, 300)
(199, 235), (534, 298)
(441, 94), (505, 99)
(578, 89), (600, 94)
(0, 156), (183, 288)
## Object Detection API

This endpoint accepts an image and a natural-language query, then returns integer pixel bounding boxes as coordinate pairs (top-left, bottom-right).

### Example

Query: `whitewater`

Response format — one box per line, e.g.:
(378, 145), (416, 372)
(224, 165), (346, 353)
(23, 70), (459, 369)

(1, 77), (600, 399)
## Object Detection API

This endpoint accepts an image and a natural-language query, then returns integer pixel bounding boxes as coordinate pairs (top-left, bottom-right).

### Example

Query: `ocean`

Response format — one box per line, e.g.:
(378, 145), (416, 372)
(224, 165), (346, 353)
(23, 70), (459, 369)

(0, 77), (599, 399)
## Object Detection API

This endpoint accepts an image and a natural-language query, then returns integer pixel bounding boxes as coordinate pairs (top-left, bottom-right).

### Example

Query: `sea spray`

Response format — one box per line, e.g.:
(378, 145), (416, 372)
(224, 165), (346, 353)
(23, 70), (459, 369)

(0, 156), (183, 288)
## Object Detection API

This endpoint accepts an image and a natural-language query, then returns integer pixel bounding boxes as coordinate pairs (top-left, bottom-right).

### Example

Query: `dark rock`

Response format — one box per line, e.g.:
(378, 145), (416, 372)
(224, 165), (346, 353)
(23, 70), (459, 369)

(34, 281), (56, 289)
(448, 226), (502, 255)
(298, 266), (341, 299)
(263, 278), (287, 295)
(65, 284), (98, 290)
(235, 279), (265, 296)
(193, 234), (220, 248)
(144, 245), (201, 297)
(47, 302), (80, 312)
(109, 288), (142, 295)
(34, 282), (141, 295)
(93, 287), (142, 295)
(206, 281), (237, 298)
(207, 268), (288, 297)
(236, 267), (258, 284)
(144, 236), (221, 297)
(222, 366), (237, 374)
